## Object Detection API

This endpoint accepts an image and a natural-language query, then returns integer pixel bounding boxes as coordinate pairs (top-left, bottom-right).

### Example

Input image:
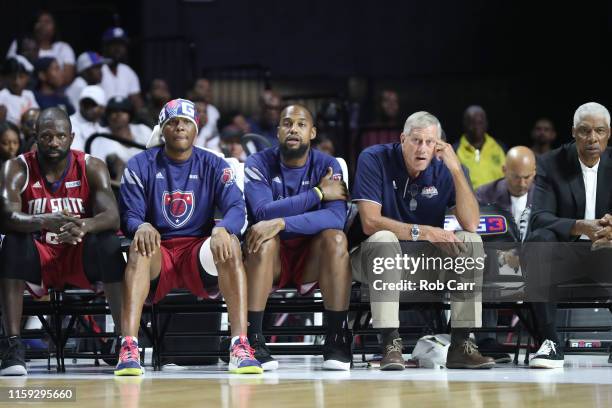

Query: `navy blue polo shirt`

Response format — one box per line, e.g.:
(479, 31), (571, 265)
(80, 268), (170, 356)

(352, 143), (456, 228)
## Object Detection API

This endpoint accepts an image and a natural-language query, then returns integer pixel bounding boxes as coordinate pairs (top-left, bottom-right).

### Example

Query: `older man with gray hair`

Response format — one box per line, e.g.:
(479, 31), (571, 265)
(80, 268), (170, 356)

(350, 111), (494, 370)
(528, 101), (612, 368)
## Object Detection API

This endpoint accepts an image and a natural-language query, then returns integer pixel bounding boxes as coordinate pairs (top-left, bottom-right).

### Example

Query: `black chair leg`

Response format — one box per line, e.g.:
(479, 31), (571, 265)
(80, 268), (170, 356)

(150, 305), (161, 371)
(51, 292), (64, 373)
(513, 325), (521, 365)
(523, 336), (531, 365)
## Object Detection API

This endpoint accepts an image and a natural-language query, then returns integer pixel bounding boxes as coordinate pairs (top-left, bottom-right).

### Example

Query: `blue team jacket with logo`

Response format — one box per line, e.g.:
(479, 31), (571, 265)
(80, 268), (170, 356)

(120, 146), (247, 239)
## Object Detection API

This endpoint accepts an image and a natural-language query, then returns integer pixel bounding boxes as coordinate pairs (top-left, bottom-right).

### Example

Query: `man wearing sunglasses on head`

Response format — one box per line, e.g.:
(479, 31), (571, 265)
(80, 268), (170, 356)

(350, 111), (493, 371)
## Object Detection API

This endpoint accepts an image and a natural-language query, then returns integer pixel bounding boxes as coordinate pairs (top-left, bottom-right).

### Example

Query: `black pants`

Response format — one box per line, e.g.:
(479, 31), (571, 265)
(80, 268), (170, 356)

(0, 231), (125, 286)
(525, 228), (612, 346)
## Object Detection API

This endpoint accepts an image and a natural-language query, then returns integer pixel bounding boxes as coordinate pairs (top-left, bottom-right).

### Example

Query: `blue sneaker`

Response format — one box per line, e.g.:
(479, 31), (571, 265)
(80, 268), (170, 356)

(114, 337), (144, 376)
(228, 336), (263, 374)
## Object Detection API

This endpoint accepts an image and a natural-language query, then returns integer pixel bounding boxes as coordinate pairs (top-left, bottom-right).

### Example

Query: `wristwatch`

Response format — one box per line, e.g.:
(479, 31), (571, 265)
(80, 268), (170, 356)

(411, 224), (420, 241)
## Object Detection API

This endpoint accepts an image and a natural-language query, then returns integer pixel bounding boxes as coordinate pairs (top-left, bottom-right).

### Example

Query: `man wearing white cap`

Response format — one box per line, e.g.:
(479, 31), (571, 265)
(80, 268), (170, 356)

(65, 51), (107, 110)
(117, 98), (262, 375)
(69, 85), (108, 152)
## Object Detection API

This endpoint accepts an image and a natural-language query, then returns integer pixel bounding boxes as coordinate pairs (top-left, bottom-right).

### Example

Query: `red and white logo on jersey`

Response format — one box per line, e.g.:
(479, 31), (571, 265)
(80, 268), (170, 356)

(162, 190), (195, 228)
(221, 168), (235, 185)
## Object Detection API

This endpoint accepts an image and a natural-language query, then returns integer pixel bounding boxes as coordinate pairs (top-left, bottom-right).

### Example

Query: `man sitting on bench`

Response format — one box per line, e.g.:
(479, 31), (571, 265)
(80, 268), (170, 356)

(527, 102), (612, 368)
(350, 111), (494, 370)
(0, 107), (125, 376)
(244, 104), (353, 371)
(118, 99), (261, 375)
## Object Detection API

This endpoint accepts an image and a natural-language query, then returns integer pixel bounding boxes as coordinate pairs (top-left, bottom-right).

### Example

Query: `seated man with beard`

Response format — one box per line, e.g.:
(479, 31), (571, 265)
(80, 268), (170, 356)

(243, 105), (353, 371)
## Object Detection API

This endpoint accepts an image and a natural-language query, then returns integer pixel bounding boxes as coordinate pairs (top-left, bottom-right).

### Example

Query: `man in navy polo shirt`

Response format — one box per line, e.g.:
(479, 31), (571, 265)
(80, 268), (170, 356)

(351, 111), (494, 370)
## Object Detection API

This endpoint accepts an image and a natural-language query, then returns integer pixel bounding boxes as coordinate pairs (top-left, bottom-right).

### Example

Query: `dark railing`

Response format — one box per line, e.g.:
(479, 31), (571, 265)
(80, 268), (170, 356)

(84, 132), (147, 155)
(242, 133), (273, 156)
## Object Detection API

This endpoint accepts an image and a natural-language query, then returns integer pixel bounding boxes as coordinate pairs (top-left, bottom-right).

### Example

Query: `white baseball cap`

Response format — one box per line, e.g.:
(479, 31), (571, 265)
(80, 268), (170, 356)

(79, 85), (106, 106)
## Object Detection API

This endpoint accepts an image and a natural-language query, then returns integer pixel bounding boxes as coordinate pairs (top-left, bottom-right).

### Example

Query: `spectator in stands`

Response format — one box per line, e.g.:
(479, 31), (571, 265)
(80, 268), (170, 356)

(0, 121), (20, 165)
(136, 79), (171, 128)
(65, 52), (107, 111)
(33, 57), (74, 114)
(13, 35), (39, 65)
(244, 104), (352, 371)
(475, 146), (536, 361)
(351, 111), (493, 371)
(190, 79), (221, 151)
(455, 105), (506, 189)
(229, 111), (251, 134)
(220, 111), (252, 156)
(7, 11), (75, 86)
(531, 118), (557, 156)
(248, 90), (282, 147)
(100, 27), (143, 111)
(360, 90), (402, 149)
(219, 125), (247, 162)
(313, 134), (336, 156)
(377, 89), (401, 128)
(193, 96), (220, 152)
(69, 85), (108, 152)
(0, 56), (38, 126)
(192, 78), (214, 104)
(527, 102), (612, 368)
(90, 96), (150, 186)
(20, 108), (40, 152)
(118, 99), (262, 375)
(0, 108), (124, 376)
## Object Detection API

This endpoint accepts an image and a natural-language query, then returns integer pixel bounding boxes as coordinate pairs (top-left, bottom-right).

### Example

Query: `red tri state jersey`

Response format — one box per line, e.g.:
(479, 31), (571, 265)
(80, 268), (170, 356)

(19, 150), (92, 244)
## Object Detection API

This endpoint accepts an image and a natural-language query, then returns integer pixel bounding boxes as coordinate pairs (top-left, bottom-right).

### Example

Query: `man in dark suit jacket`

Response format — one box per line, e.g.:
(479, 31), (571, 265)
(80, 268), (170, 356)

(475, 146), (535, 362)
(527, 102), (612, 368)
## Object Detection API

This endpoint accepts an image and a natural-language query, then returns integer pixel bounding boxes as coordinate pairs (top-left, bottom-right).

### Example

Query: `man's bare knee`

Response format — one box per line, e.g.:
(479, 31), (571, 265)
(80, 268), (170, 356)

(126, 243), (154, 270)
(246, 235), (280, 262)
(318, 229), (348, 257)
(218, 236), (244, 270)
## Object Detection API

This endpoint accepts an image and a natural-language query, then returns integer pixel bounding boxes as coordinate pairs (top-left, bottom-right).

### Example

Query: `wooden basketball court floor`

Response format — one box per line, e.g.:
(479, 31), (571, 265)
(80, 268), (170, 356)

(1, 354), (611, 407)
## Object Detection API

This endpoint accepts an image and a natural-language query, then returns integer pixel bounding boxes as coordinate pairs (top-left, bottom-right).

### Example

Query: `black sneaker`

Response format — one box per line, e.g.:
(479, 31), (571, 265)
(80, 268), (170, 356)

(248, 333), (278, 371)
(322, 330), (353, 371)
(529, 339), (564, 369)
(1, 336), (27, 376)
(100, 336), (119, 366)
